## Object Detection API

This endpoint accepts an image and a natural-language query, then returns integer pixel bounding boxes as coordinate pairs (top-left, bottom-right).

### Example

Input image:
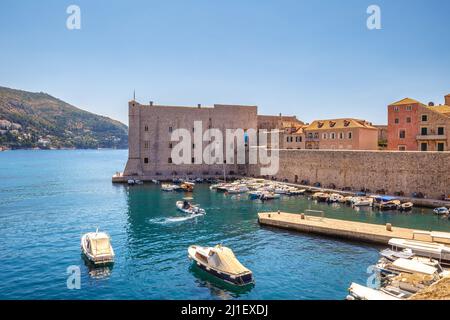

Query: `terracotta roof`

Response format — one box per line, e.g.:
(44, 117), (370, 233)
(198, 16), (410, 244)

(305, 119), (377, 131)
(429, 105), (450, 117)
(390, 98), (422, 106)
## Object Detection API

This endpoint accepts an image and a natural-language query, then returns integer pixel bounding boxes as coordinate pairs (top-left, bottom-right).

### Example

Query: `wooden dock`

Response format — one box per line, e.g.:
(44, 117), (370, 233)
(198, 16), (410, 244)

(258, 212), (450, 245)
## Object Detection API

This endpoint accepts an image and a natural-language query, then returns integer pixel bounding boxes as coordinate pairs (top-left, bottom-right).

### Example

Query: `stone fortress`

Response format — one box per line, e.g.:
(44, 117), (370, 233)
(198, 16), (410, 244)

(114, 99), (450, 200)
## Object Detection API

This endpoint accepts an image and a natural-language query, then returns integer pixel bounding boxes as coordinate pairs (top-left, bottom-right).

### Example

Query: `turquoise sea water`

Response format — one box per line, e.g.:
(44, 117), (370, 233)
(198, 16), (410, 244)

(0, 150), (449, 300)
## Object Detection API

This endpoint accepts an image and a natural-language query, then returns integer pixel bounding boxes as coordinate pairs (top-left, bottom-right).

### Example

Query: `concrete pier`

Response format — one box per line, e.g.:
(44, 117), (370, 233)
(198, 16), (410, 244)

(258, 212), (450, 245)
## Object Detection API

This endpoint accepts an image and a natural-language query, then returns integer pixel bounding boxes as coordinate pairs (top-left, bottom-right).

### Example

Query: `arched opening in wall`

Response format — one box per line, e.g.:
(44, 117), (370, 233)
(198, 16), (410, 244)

(294, 175), (298, 183)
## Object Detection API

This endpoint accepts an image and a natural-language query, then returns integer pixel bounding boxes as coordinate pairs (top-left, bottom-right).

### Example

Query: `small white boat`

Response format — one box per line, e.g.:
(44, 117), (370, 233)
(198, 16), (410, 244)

(353, 197), (373, 207)
(312, 192), (329, 202)
(176, 199), (206, 215)
(375, 257), (439, 278)
(127, 179), (136, 185)
(161, 184), (181, 192)
(389, 238), (450, 266)
(81, 229), (115, 265)
(434, 207), (449, 215)
(260, 192), (280, 200)
(227, 186), (249, 194)
(188, 244), (254, 286)
(328, 193), (344, 203)
(151, 179), (159, 184)
(347, 283), (399, 300)
(399, 202), (413, 211)
(248, 190), (263, 200)
(288, 189), (306, 196)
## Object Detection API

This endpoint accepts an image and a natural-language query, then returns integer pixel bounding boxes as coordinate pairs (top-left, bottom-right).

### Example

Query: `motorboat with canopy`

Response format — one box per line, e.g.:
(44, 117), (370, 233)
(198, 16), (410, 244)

(81, 228), (115, 265)
(188, 244), (254, 286)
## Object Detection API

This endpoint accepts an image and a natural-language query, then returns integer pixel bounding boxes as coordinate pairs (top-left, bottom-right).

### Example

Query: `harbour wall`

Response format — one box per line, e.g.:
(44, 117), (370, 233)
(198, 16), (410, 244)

(253, 149), (450, 199)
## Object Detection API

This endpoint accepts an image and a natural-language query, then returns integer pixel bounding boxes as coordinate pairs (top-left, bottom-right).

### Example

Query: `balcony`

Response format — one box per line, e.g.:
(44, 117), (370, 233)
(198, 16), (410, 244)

(416, 134), (446, 140)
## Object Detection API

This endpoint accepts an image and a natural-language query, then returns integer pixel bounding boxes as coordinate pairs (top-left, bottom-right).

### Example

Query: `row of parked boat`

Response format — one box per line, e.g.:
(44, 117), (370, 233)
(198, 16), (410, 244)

(210, 179), (306, 200)
(347, 237), (450, 300)
(312, 192), (415, 211)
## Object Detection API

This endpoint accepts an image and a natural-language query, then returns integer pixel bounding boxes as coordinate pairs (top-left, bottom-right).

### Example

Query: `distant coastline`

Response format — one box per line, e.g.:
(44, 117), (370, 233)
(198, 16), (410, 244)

(0, 86), (128, 150)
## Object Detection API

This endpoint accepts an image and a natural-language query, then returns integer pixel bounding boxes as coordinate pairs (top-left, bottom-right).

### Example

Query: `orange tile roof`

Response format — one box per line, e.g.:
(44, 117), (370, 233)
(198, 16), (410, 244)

(429, 105), (450, 117)
(390, 98), (423, 106)
(305, 118), (376, 131)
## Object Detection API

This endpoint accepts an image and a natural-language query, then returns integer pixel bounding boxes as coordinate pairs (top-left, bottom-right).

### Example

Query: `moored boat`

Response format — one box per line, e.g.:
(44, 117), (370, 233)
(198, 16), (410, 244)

(161, 183), (181, 192)
(312, 192), (329, 202)
(347, 282), (399, 300)
(180, 182), (195, 192)
(328, 193), (344, 203)
(81, 229), (115, 265)
(434, 207), (449, 215)
(352, 197), (373, 207)
(260, 192), (280, 200)
(399, 202), (413, 211)
(248, 190), (263, 200)
(388, 238), (450, 266)
(188, 244), (254, 286)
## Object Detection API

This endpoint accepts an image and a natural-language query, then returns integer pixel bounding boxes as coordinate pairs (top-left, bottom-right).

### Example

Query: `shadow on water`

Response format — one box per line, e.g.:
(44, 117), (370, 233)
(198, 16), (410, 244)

(188, 264), (254, 299)
(81, 254), (114, 280)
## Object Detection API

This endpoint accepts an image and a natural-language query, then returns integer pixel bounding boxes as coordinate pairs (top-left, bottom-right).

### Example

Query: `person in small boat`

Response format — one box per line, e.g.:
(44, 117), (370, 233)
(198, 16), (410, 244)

(183, 200), (191, 209)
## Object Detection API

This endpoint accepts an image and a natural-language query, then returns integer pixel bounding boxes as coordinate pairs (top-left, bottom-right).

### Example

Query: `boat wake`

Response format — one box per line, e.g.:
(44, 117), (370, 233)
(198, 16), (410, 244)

(148, 214), (204, 225)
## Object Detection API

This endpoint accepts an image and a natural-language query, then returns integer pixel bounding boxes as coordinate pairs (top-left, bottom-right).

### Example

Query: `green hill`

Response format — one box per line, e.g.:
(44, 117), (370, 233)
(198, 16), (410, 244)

(0, 86), (128, 149)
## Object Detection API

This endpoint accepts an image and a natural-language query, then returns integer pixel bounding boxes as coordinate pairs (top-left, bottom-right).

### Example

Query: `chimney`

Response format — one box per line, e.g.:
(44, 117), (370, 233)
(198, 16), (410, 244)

(197, 104), (201, 108)
(445, 94), (450, 106)
(149, 101), (153, 106)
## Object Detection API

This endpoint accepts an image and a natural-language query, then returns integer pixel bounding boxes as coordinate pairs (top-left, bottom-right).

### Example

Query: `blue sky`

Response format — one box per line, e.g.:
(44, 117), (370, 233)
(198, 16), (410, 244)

(0, 0), (449, 125)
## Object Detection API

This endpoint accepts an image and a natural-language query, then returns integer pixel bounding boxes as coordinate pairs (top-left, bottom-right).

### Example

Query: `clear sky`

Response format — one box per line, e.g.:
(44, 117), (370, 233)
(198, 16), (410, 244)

(0, 0), (449, 125)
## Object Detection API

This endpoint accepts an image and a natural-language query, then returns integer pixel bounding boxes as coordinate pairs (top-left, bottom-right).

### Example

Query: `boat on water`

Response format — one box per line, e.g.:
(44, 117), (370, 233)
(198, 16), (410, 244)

(287, 189), (306, 196)
(328, 193), (344, 203)
(352, 197), (373, 207)
(388, 238), (450, 266)
(128, 179), (143, 185)
(151, 179), (159, 184)
(399, 202), (413, 211)
(342, 196), (354, 204)
(312, 192), (329, 202)
(260, 192), (280, 200)
(379, 248), (415, 261)
(176, 198), (206, 215)
(375, 257), (440, 279)
(346, 282), (399, 300)
(81, 229), (115, 265)
(434, 207), (450, 215)
(227, 185), (249, 194)
(378, 200), (401, 210)
(248, 190), (263, 200)
(188, 244), (254, 286)
(180, 182), (195, 192)
(161, 183), (181, 192)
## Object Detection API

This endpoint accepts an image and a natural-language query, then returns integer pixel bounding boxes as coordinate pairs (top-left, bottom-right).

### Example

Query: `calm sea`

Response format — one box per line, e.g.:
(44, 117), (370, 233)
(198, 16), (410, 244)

(0, 150), (448, 300)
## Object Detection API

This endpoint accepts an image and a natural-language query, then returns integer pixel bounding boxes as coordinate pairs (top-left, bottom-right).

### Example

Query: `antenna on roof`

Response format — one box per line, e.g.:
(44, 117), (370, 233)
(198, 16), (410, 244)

(133, 90), (136, 101)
